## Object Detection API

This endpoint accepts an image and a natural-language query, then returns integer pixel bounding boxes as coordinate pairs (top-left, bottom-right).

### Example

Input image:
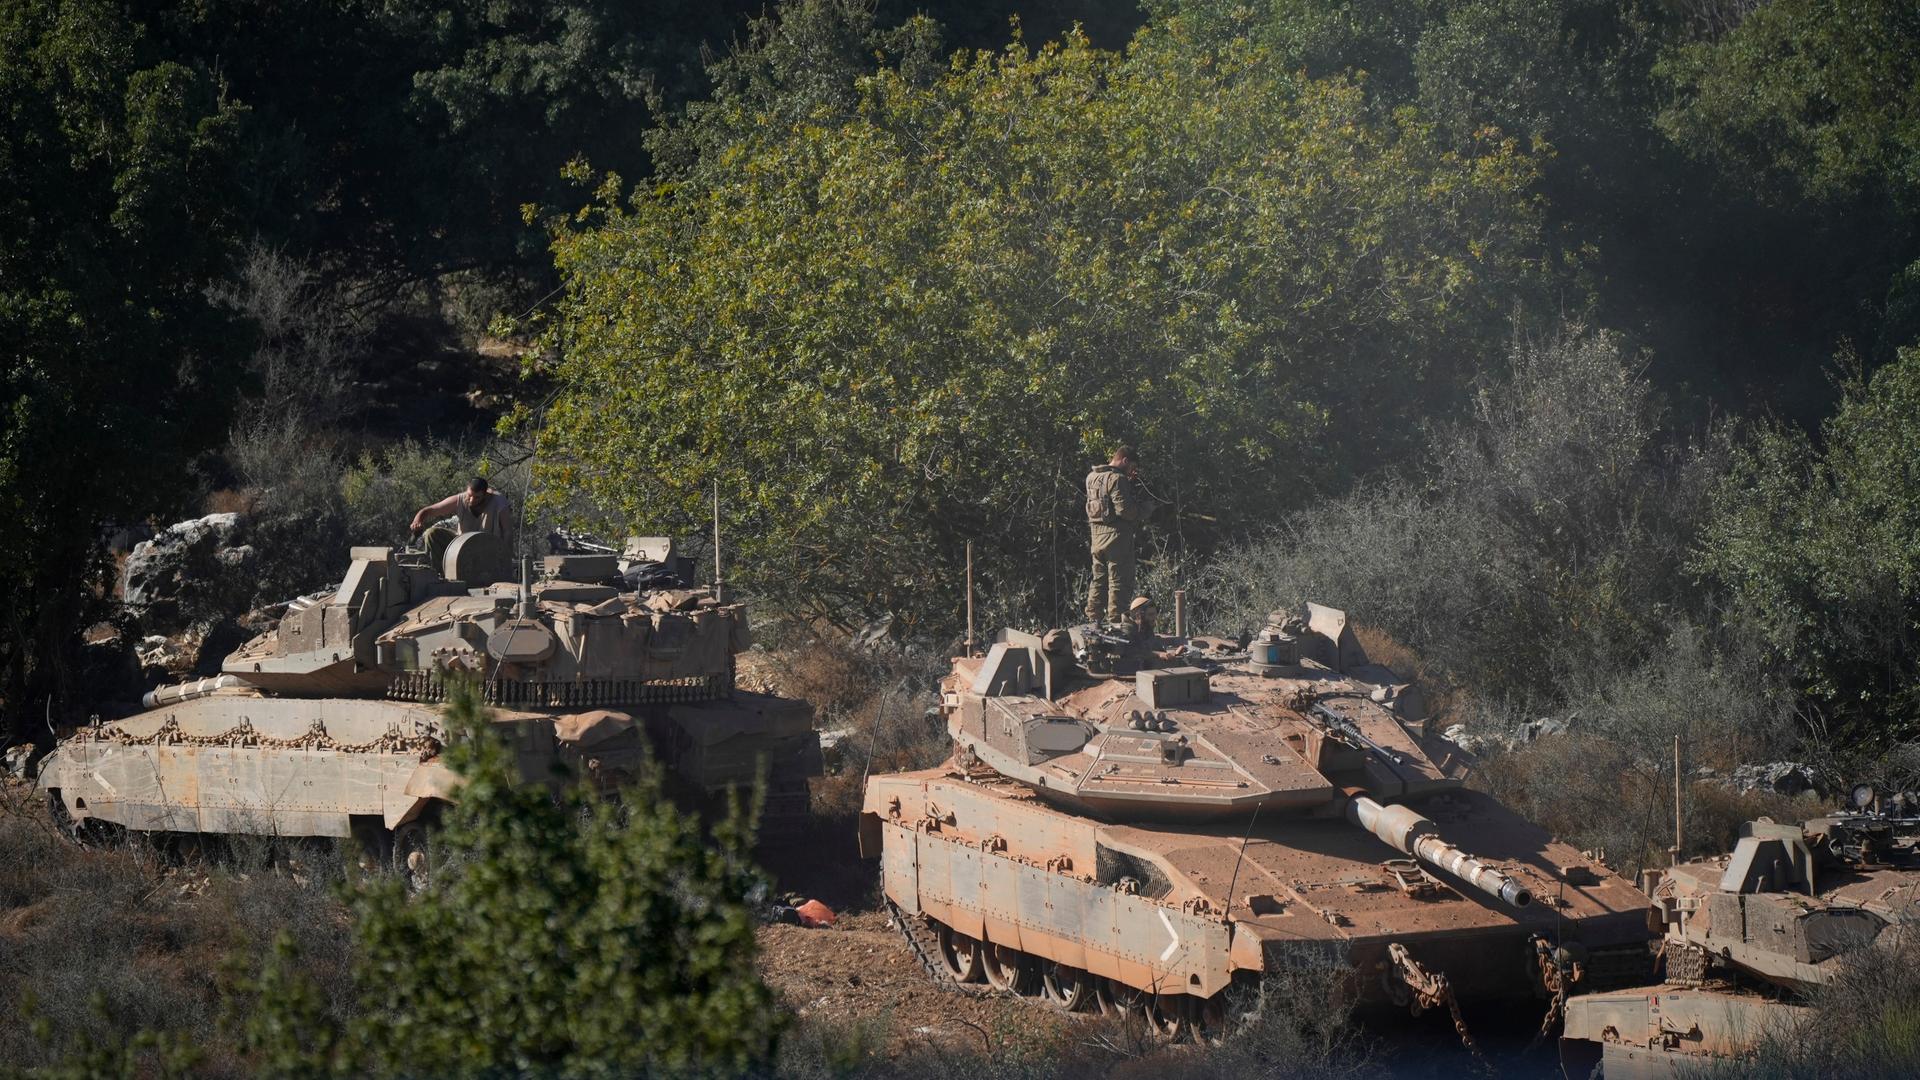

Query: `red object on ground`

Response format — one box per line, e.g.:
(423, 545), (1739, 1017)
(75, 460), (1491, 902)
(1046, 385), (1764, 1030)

(794, 899), (837, 928)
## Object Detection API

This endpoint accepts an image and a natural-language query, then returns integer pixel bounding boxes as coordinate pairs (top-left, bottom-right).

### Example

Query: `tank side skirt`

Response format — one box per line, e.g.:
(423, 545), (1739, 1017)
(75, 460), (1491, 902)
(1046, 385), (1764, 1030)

(886, 820), (1234, 997)
(43, 742), (427, 838)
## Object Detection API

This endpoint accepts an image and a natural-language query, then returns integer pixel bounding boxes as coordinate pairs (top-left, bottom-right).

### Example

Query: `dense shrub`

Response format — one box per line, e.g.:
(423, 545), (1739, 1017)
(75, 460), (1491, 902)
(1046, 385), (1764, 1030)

(237, 681), (782, 1078)
(1198, 325), (1714, 713)
(1697, 343), (1920, 747)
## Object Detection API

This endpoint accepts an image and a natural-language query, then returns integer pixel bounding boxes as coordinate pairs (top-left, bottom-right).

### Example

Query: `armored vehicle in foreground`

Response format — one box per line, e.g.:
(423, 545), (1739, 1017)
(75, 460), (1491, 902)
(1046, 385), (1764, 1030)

(1561, 795), (1920, 1078)
(860, 604), (1654, 1042)
(39, 533), (821, 859)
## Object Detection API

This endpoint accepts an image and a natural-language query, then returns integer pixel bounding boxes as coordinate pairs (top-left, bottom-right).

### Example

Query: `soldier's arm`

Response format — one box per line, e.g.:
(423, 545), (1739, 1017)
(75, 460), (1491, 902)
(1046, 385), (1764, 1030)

(1114, 476), (1150, 523)
(410, 494), (461, 534)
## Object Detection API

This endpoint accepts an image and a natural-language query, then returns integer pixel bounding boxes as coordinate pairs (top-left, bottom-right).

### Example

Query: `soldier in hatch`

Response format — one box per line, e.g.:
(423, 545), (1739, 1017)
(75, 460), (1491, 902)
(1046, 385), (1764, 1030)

(1084, 446), (1150, 624)
(1125, 595), (1157, 643)
(410, 477), (513, 540)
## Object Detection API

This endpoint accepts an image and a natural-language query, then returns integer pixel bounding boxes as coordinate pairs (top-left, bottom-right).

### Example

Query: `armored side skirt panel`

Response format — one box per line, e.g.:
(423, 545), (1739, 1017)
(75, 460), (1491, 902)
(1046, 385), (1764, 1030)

(881, 820), (1234, 997)
(45, 744), (422, 837)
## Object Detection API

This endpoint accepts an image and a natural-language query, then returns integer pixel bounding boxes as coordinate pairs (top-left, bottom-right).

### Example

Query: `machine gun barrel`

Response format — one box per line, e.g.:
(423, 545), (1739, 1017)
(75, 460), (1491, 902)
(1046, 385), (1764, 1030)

(1347, 795), (1533, 908)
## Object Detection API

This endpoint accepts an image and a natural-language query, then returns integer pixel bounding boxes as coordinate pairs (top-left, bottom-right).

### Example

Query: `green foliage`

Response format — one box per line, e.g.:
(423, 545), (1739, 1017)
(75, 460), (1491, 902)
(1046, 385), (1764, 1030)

(3, 996), (201, 1080)
(231, 934), (348, 1080)
(1165, 0), (1919, 422)
(1658, 0), (1920, 205)
(534, 4), (1543, 631)
(238, 680), (781, 1078)
(123, 0), (760, 288)
(340, 439), (475, 548)
(0, 0), (250, 726)
(1198, 326), (1713, 709)
(1697, 344), (1920, 745)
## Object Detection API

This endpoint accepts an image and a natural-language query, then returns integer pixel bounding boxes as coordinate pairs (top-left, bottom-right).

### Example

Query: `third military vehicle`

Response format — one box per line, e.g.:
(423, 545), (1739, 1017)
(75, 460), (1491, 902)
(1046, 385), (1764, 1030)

(1561, 792), (1920, 1077)
(861, 604), (1655, 1044)
(39, 531), (821, 870)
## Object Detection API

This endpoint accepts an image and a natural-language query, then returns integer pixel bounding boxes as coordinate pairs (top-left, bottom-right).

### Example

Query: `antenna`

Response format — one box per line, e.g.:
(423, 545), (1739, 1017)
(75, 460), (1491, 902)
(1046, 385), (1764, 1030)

(1223, 803), (1262, 922)
(1671, 734), (1684, 866)
(964, 540), (976, 658)
(518, 554), (534, 620)
(712, 479), (724, 604)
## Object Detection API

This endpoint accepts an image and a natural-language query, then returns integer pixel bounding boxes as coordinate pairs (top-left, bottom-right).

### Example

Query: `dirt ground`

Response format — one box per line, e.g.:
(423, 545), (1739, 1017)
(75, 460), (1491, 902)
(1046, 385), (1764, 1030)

(756, 910), (1081, 1052)
(752, 813), (1083, 1053)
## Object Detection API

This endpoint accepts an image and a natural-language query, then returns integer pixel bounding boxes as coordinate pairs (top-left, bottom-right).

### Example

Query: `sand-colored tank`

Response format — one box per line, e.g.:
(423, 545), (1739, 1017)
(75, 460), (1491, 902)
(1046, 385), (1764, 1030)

(860, 605), (1654, 1040)
(38, 533), (821, 857)
(1560, 794), (1920, 1077)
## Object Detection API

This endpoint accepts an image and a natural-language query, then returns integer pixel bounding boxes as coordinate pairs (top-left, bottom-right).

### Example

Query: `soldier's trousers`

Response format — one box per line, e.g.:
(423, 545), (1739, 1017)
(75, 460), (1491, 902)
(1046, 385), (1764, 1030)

(1086, 525), (1135, 623)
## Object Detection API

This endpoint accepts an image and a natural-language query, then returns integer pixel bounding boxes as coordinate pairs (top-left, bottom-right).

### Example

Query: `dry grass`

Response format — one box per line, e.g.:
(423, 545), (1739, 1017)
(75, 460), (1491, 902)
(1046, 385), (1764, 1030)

(0, 783), (353, 1076)
(1700, 924), (1920, 1078)
(773, 966), (1376, 1080)
(202, 488), (257, 516)
(1476, 733), (1825, 874)
(757, 631), (950, 821)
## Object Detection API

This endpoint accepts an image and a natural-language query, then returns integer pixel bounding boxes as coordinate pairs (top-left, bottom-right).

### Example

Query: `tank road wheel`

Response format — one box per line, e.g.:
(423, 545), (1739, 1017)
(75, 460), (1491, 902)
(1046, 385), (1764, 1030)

(938, 925), (986, 984)
(45, 790), (97, 845)
(1191, 993), (1230, 1046)
(1040, 963), (1095, 1012)
(390, 819), (438, 893)
(1149, 994), (1194, 1041)
(1100, 978), (1149, 1019)
(982, 943), (1035, 995)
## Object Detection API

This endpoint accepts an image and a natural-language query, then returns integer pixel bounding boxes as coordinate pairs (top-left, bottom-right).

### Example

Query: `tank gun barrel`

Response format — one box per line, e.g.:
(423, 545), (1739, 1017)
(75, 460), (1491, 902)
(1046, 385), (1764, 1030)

(143, 674), (250, 709)
(1347, 795), (1533, 908)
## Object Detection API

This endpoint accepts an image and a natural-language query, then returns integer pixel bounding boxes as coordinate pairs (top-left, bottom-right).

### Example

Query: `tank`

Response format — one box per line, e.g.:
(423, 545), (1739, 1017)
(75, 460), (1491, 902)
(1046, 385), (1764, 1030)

(37, 531), (822, 862)
(859, 604), (1655, 1041)
(1560, 793), (1920, 1077)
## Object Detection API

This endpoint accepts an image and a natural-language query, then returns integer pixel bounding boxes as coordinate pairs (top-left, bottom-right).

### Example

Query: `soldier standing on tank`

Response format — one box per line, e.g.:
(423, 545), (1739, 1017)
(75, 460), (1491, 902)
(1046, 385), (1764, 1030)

(1084, 446), (1149, 624)
(410, 477), (513, 540)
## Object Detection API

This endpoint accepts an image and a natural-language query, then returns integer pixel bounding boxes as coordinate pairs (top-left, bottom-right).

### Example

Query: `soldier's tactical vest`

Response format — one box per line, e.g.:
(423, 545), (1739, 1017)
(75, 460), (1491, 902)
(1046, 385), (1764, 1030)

(1085, 468), (1122, 525)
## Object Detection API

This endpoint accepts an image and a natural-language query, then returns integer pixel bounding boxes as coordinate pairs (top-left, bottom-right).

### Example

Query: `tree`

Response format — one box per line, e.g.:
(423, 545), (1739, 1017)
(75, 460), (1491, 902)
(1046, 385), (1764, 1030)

(1696, 343), (1920, 747)
(1158, 0), (1920, 425)
(0, 0), (250, 736)
(530, 7), (1543, 632)
(1657, 0), (1920, 207)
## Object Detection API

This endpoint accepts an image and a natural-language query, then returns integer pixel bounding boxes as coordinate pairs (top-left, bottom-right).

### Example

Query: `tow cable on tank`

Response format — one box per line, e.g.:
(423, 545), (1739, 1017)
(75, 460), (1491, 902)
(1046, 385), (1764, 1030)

(1383, 942), (1492, 1074)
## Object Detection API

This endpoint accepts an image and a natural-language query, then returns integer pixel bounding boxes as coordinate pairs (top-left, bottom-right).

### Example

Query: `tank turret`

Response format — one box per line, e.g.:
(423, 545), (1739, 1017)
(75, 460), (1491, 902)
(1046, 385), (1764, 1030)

(1561, 796), (1920, 1076)
(862, 603), (1653, 1045)
(38, 535), (821, 856)
(217, 537), (741, 705)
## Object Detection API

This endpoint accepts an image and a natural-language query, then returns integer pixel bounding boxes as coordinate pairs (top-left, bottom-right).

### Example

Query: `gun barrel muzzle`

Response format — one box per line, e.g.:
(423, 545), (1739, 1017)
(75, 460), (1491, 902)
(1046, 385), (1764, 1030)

(1347, 795), (1534, 908)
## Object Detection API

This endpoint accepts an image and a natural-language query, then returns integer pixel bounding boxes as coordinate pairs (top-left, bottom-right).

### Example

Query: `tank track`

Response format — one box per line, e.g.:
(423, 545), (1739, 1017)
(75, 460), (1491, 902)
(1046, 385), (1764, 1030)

(884, 898), (988, 998)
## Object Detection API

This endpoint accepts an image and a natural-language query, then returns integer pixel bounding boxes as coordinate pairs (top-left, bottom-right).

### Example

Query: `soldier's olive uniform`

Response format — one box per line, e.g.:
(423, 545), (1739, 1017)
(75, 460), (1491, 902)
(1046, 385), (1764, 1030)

(1085, 464), (1149, 623)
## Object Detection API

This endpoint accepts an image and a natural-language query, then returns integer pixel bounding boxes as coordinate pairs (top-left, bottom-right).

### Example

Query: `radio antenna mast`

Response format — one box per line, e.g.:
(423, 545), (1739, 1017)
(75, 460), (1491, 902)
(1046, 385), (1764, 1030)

(964, 540), (976, 658)
(1224, 803), (1263, 922)
(712, 479), (724, 604)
